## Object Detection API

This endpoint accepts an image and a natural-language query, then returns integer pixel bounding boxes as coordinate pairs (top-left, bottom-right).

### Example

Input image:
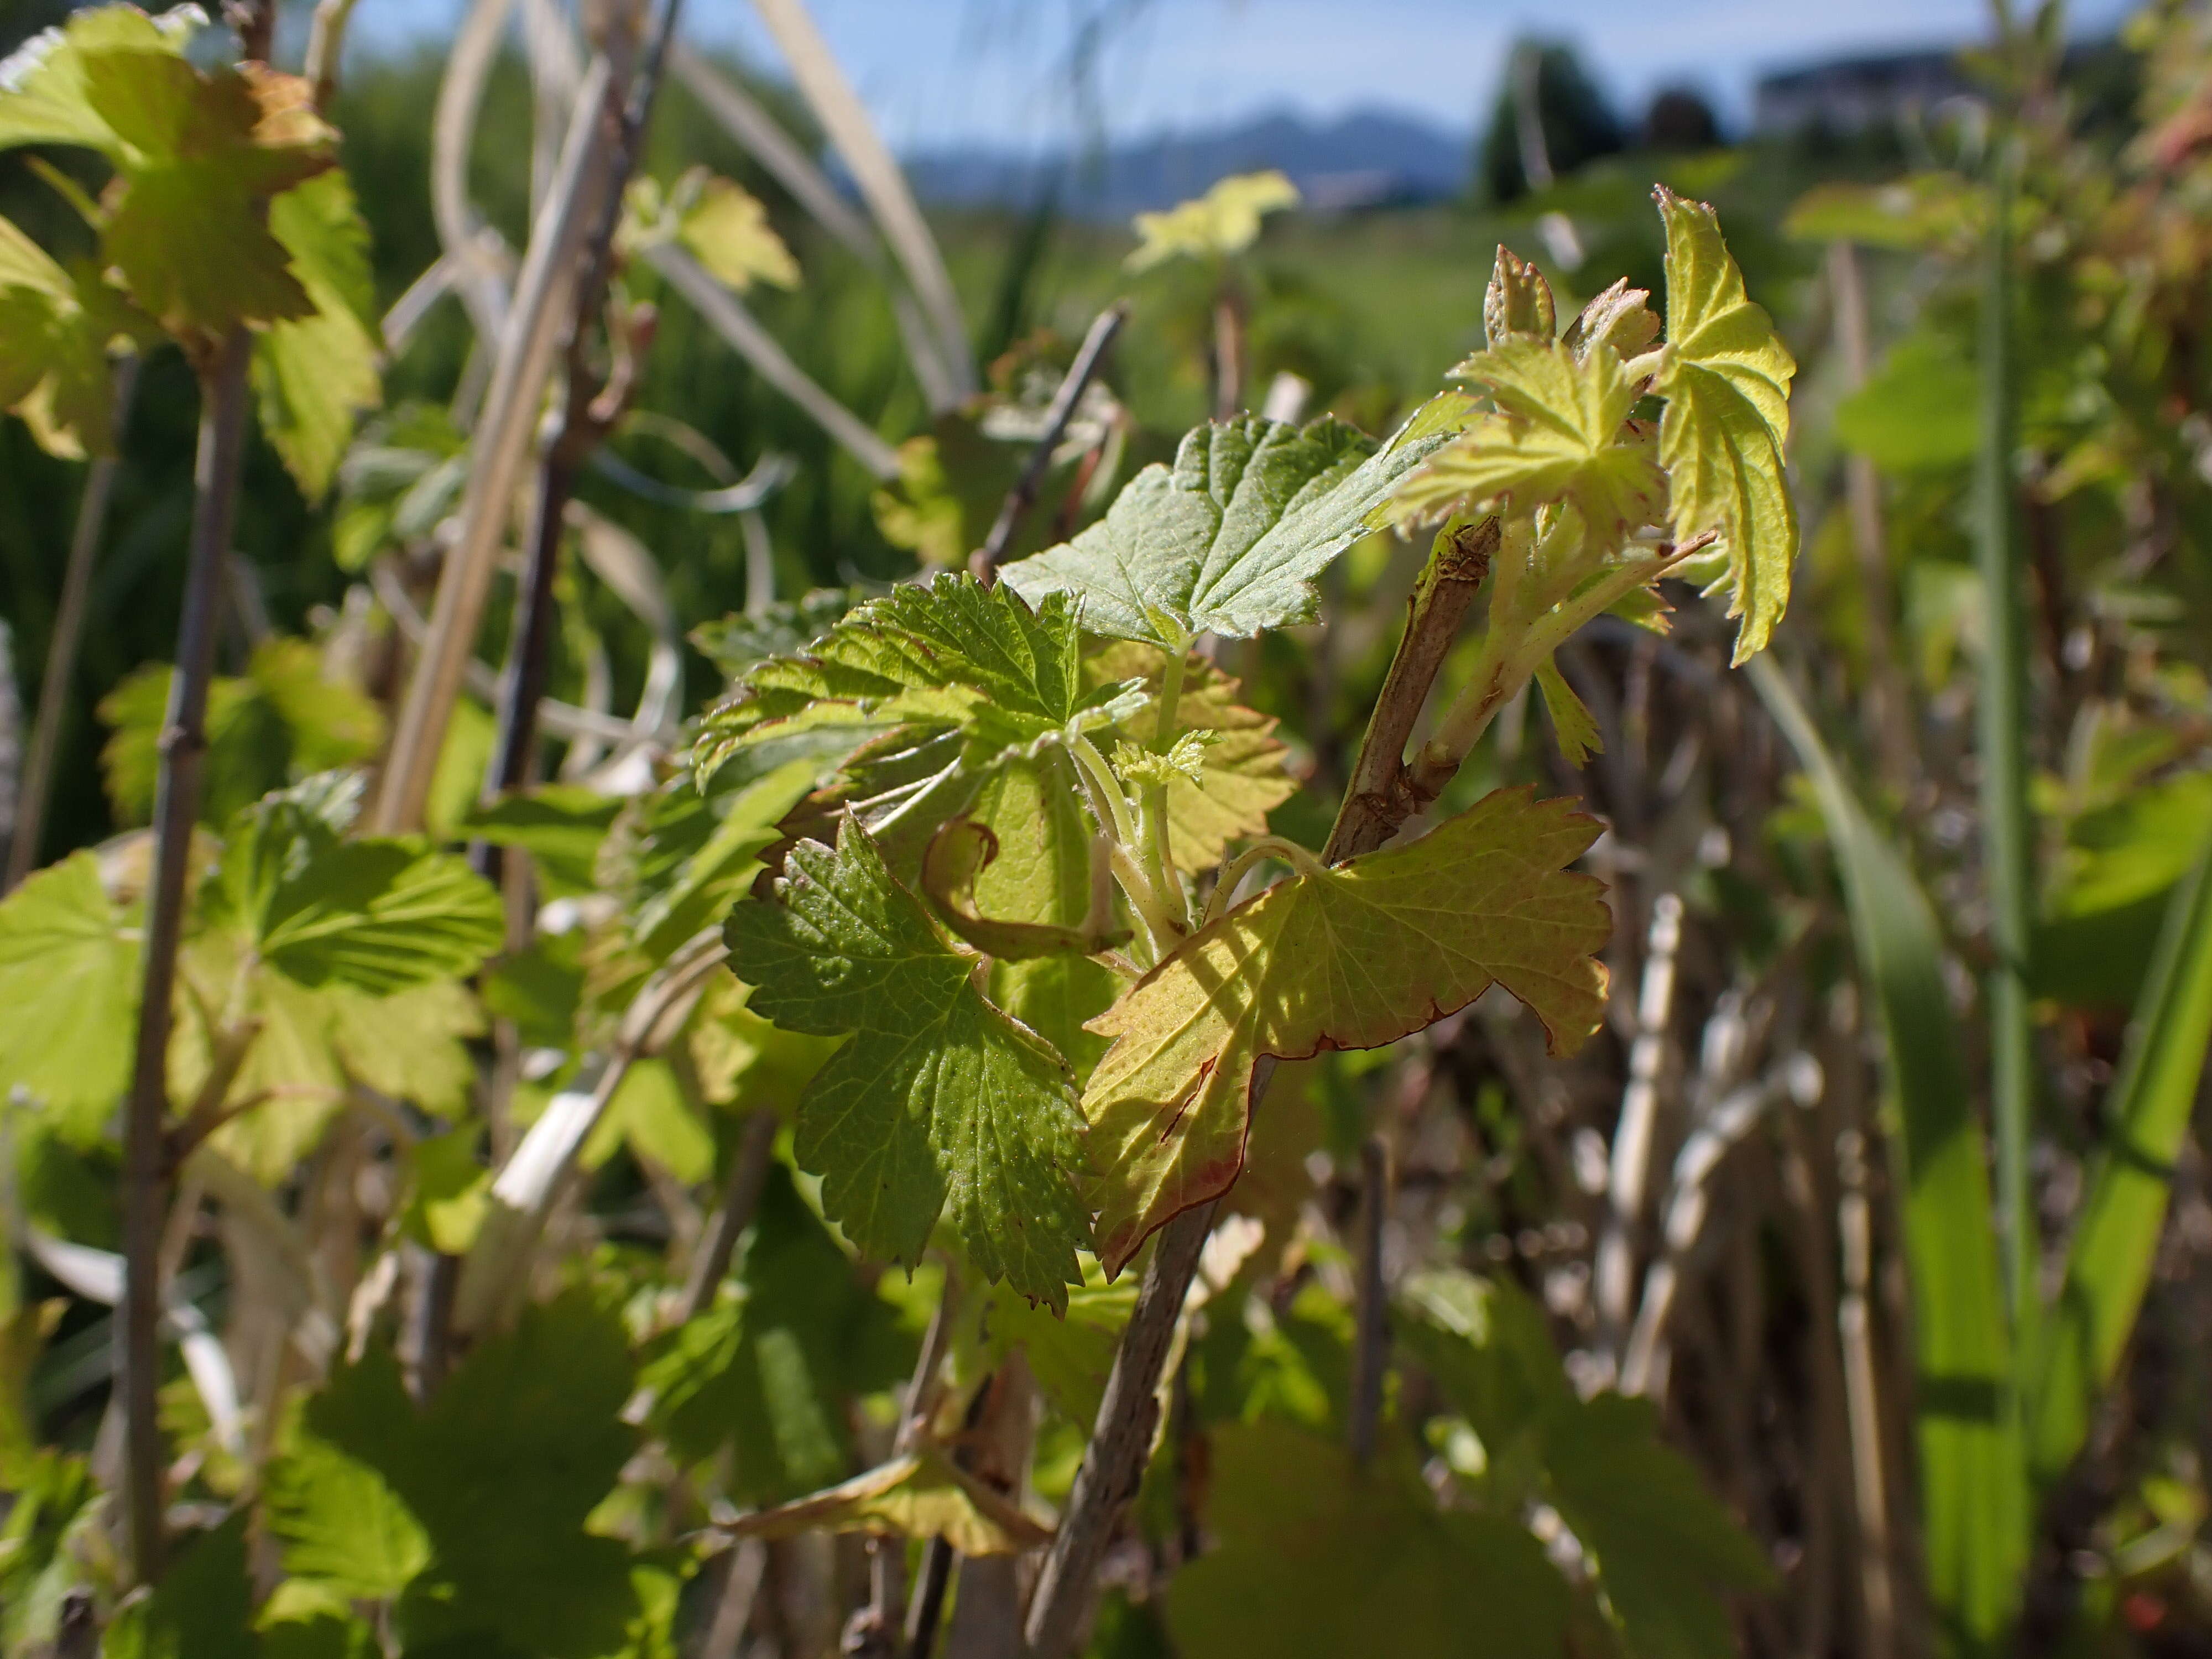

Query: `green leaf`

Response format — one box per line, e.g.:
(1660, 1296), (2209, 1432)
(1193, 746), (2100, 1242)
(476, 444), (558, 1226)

(1833, 330), (1979, 474)
(724, 815), (1092, 1309)
(1748, 656), (2026, 1645)
(2031, 830), (2212, 1481)
(979, 1267), (1134, 1430)
(1084, 787), (1610, 1276)
(691, 589), (862, 681)
(1166, 1420), (1571, 1659)
(628, 759), (818, 963)
(724, 1445), (1052, 1553)
(581, 1058), (714, 1183)
(460, 785), (622, 899)
(1546, 1394), (1776, 1658)
(1088, 641), (1295, 873)
(104, 1514), (258, 1659)
(263, 1433), (434, 1601)
(0, 217), (145, 458)
(0, 4), (204, 153)
(1652, 186), (1798, 665)
(1534, 656), (1603, 767)
(999, 409), (1458, 646)
(1782, 174), (1981, 251)
(641, 1165), (910, 1499)
(253, 170), (382, 502)
(305, 1291), (640, 1658)
(693, 573), (1138, 859)
(1125, 170), (1298, 271)
(400, 1127), (492, 1255)
(241, 837), (504, 995)
(1394, 1269), (1572, 1457)
(1563, 277), (1661, 364)
(0, 852), (138, 1142)
(100, 639), (384, 827)
(1394, 336), (1662, 536)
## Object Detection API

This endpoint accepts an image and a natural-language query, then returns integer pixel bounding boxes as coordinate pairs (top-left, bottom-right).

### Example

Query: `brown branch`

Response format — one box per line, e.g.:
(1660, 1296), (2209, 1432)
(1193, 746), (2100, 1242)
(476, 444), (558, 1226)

(1325, 517), (1496, 862)
(971, 301), (1128, 583)
(121, 324), (255, 1586)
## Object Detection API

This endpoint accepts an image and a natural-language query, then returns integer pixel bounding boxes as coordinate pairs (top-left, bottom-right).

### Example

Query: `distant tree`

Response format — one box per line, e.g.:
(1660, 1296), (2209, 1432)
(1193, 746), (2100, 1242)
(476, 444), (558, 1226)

(1644, 87), (1724, 151)
(1475, 40), (1626, 204)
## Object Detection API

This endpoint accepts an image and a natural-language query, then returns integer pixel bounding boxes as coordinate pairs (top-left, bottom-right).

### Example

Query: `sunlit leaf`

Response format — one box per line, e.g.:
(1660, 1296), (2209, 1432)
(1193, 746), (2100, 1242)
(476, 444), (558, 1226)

(1001, 409), (1455, 646)
(1652, 187), (1798, 664)
(253, 169), (382, 502)
(0, 852), (138, 1143)
(1534, 656), (1603, 767)
(724, 816), (1092, 1309)
(1125, 170), (1298, 272)
(1084, 787), (1609, 1275)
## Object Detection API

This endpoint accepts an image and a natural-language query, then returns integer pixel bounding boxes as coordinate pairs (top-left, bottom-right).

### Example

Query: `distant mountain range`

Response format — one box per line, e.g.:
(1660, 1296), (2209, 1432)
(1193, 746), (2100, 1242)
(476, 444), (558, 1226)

(899, 108), (1472, 217)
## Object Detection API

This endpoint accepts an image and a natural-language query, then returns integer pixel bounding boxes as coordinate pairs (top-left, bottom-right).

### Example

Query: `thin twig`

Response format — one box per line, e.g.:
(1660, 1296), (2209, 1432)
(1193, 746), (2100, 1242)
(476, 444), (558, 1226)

(1348, 1135), (1390, 1467)
(1837, 1123), (1900, 1659)
(119, 321), (256, 1585)
(971, 301), (1126, 583)
(8, 357), (138, 891)
(678, 1109), (779, 1322)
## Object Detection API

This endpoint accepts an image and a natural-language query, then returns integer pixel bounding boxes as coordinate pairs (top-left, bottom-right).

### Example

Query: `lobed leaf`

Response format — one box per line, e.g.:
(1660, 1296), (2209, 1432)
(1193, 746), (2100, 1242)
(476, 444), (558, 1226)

(1125, 169), (1299, 272)
(1083, 787), (1609, 1276)
(1397, 336), (1662, 535)
(723, 816), (1092, 1310)
(0, 853), (139, 1144)
(999, 408), (1458, 646)
(253, 170), (382, 502)
(1652, 186), (1798, 664)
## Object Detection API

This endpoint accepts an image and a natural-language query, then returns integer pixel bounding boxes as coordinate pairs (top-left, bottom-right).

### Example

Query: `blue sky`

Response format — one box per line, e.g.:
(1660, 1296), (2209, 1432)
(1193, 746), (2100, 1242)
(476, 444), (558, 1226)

(352, 0), (2142, 151)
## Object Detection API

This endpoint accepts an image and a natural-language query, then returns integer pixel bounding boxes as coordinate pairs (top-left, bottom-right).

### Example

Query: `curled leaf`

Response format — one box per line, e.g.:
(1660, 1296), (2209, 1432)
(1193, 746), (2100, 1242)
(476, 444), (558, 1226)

(921, 817), (1124, 961)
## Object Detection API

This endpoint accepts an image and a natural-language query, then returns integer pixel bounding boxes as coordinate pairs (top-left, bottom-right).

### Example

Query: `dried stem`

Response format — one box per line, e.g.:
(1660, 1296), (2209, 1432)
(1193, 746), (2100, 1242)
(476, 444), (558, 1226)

(121, 320), (253, 1584)
(971, 301), (1126, 582)
(1595, 890), (1683, 1360)
(8, 356), (138, 891)
(679, 1109), (779, 1322)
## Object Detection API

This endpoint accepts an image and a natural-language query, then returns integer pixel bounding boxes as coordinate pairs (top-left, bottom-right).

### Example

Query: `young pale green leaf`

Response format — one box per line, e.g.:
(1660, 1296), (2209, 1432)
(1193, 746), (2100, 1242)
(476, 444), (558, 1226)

(1484, 243), (1556, 345)
(676, 171), (800, 292)
(722, 1445), (1052, 1553)
(1084, 787), (1610, 1276)
(921, 816), (1114, 962)
(962, 753), (1124, 1076)
(693, 574), (1138, 855)
(1167, 1420), (1572, 1659)
(1652, 186), (1798, 664)
(1564, 277), (1660, 364)
(691, 589), (862, 681)
(1534, 657), (1603, 767)
(999, 409), (1458, 646)
(724, 816), (1093, 1310)
(304, 1292), (640, 1659)
(458, 785), (622, 899)
(0, 853), (138, 1144)
(580, 1058), (714, 1184)
(1125, 170), (1299, 272)
(253, 170), (383, 502)
(1394, 338), (1662, 535)
(1088, 641), (1294, 873)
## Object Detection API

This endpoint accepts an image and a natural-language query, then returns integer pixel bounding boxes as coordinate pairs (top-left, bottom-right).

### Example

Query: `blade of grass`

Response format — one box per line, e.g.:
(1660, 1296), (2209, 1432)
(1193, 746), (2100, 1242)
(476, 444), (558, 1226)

(2029, 831), (2212, 1483)
(1975, 129), (2038, 1347)
(1750, 654), (2027, 1654)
